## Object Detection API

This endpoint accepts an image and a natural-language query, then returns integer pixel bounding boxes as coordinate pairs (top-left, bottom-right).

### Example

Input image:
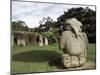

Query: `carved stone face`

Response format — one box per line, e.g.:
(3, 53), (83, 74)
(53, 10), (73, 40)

(65, 23), (72, 31)
(65, 18), (82, 37)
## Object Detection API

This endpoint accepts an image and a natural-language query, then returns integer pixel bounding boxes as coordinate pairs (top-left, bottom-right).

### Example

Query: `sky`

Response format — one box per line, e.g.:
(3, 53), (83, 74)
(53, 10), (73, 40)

(12, 1), (96, 28)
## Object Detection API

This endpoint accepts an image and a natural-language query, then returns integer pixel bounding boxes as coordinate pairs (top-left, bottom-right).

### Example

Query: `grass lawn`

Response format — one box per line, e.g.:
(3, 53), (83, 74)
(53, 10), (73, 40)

(11, 43), (96, 74)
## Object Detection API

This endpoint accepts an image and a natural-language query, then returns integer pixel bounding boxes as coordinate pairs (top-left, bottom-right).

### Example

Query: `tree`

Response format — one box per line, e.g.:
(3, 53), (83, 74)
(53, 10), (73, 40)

(38, 16), (54, 32)
(12, 20), (29, 31)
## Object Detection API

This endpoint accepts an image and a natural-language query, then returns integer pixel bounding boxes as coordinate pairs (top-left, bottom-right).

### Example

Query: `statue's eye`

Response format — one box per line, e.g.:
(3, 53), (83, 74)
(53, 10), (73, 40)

(66, 24), (70, 27)
(66, 23), (70, 26)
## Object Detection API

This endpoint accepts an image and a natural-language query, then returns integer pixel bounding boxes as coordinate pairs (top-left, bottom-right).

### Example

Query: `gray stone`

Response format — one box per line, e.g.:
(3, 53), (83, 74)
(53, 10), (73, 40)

(60, 18), (88, 68)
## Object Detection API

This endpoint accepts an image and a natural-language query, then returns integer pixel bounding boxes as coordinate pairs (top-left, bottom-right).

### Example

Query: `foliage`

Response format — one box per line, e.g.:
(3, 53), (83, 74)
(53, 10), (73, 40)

(38, 16), (54, 32)
(45, 31), (54, 38)
(12, 20), (29, 31)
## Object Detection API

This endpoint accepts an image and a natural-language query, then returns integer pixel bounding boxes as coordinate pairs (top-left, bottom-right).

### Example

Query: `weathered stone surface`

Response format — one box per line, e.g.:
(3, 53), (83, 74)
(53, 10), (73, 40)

(12, 35), (14, 47)
(44, 37), (48, 46)
(62, 54), (71, 68)
(17, 34), (26, 47)
(60, 18), (88, 68)
(38, 35), (43, 46)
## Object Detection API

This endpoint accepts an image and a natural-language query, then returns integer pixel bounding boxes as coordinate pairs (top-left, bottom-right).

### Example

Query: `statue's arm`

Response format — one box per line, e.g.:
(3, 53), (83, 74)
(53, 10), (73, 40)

(59, 32), (66, 50)
(83, 33), (89, 48)
(85, 33), (88, 45)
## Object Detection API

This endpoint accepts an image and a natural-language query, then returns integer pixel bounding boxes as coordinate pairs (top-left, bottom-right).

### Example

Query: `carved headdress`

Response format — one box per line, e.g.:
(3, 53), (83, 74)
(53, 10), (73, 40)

(65, 18), (82, 38)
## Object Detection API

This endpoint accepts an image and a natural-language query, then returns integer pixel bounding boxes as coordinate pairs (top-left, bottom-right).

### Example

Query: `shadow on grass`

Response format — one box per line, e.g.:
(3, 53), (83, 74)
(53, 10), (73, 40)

(12, 50), (61, 63)
(12, 50), (64, 68)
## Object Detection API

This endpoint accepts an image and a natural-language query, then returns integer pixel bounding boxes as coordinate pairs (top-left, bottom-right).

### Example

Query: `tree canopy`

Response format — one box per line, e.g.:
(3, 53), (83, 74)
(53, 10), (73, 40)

(12, 20), (29, 31)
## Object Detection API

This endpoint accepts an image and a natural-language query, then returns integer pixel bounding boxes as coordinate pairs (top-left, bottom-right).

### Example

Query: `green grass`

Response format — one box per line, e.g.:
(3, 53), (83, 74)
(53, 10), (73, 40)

(11, 43), (96, 74)
(87, 44), (96, 62)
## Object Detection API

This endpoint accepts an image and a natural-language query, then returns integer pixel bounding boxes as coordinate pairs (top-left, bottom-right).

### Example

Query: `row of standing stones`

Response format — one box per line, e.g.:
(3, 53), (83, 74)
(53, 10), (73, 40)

(12, 31), (48, 47)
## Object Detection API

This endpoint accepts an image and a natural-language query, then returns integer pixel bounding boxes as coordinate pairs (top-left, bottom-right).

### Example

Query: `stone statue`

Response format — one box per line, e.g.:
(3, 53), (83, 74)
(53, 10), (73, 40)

(17, 34), (26, 47)
(60, 18), (88, 68)
(44, 37), (48, 46)
(12, 35), (14, 47)
(38, 35), (43, 46)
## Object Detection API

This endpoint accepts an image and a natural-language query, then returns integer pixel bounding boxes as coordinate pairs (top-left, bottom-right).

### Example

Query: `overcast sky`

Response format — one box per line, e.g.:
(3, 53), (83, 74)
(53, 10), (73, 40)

(12, 1), (95, 28)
